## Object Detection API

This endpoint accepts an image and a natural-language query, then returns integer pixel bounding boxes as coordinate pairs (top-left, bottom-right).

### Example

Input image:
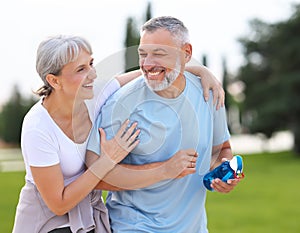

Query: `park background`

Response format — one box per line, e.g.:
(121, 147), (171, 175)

(1, 0), (300, 232)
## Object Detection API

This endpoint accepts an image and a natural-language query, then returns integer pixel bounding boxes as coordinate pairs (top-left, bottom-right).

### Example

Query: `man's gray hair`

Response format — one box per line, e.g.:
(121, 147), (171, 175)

(141, 16), (190, 45)
(35, 35), (92, 96)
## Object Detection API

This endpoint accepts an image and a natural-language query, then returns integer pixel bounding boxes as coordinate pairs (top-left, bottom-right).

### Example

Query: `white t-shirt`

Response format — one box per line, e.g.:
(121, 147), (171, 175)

(21, 79), (120, 185)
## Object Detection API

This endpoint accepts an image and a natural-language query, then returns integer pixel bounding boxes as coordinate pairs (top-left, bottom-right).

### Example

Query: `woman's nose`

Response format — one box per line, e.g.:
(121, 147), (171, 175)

(88, 67), (97, 80)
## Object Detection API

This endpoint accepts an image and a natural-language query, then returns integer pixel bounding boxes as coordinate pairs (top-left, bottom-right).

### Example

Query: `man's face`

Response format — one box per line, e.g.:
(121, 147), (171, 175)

(138, 29), (186, 91)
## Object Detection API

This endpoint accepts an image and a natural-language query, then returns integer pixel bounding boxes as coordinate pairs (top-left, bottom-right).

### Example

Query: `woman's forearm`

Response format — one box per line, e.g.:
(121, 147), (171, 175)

(92, 149), (197, 191)
(98, 161), (168, 190)
(115, 70), (142, 87)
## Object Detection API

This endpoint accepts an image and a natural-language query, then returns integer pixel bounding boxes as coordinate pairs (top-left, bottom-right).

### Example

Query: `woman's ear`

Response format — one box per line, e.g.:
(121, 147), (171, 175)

(46, 74), (61, 90)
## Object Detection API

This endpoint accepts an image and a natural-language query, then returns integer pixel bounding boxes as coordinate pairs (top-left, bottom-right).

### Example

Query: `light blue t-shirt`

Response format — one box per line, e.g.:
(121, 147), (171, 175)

(87, 72), (230, 233)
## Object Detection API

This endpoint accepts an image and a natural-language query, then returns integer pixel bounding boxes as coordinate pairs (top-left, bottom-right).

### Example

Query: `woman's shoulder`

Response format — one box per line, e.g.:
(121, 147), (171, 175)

(22, 99), (53, 132)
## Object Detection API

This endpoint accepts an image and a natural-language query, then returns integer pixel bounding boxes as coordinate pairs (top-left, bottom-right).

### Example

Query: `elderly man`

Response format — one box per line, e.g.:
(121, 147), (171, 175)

(87, 16), (240, 233)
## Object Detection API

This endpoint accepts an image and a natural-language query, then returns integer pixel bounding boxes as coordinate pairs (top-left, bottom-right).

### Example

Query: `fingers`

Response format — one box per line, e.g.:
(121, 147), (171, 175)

(166, 149), (198, 179)
(99, 128), (107, 143)
(114, 119), (140, 147)
(126, 129), (140, 150)
(177, 149), (198, 168)
(188, 151), (198, 168)
(116, 119), (130, 138)
(99, 120), (140, 163)
(203, 87), (209, 102)
(211, 178), (240, 193)
(176, 167), (197, 178)
(175, 150), (198, 178)
(121, 122), (138, 141)
(217, 87), (225, 110)
(221, 157), (228, 162)
(212, 85), (225, 110)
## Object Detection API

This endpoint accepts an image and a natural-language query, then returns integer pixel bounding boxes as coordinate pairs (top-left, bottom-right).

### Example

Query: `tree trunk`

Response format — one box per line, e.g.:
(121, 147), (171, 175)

(292, 127), (300, 155)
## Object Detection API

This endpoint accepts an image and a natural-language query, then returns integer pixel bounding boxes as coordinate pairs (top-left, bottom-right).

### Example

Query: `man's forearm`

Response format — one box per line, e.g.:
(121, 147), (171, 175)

(210, 141), (233, 170)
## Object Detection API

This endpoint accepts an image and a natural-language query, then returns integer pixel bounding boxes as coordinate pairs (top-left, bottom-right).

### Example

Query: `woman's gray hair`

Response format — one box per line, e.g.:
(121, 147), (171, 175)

(141, 16), (190, 45)
(35, 35), (92, 97)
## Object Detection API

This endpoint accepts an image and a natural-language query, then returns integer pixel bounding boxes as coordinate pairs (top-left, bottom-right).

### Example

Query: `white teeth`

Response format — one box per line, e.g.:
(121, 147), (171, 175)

(83, 83), (93, 87)
(148, 71), (160, 76)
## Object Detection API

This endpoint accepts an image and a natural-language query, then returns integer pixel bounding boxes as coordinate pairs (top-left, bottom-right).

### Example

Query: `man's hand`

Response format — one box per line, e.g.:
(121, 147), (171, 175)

(210, 178), (241, 193)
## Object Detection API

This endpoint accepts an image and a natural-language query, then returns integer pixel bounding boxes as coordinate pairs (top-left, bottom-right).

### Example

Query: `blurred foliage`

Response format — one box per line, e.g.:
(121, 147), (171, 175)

(0, 85), (36, 145)
(236, 4), (300, 153)
(124, 2), (152, 72)
(124, 17), (140, 72)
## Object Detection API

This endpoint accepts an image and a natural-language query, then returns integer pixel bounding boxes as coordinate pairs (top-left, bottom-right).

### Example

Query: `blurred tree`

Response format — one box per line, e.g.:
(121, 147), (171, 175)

(222, 57), (235, 132)
(0, 85), (36, 145)
(124, 17), (140, 72)
(222, 57), (233, 111)
(145, 1), (152, 22)
(236, 4), (300, 153)
(124, 2), (152, 72)
(201, 54), (207, 67)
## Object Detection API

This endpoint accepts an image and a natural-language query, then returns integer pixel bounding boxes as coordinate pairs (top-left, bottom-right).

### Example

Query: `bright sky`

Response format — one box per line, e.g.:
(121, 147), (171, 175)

(0, 0), (299, 106)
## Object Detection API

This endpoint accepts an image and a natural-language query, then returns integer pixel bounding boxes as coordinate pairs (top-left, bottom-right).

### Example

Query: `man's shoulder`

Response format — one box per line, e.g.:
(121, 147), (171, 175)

(184, 71), (215, 108)
(104, 76), (147, 108)
(184, 71), (202, 87)
(184, 71), (204, 94)
(113, 76), (146, 98)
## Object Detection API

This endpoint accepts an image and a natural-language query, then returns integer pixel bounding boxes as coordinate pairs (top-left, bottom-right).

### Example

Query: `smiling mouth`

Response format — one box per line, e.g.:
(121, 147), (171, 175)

(82, 83), (93, 88)
(146, 69), (165, 80)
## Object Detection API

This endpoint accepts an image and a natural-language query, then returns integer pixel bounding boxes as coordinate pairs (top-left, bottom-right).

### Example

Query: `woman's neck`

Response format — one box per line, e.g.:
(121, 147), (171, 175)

(42, 94), (91, 143)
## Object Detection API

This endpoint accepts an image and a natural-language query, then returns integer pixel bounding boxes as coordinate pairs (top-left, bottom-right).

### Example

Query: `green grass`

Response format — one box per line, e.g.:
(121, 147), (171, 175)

(206, 151), (300, 233)
(0, 171), (25, 233)
(1, 151), (300, 233)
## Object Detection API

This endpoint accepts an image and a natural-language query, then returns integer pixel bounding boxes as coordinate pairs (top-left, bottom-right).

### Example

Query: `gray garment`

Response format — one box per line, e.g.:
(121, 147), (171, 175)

(12, 182), (111, 233)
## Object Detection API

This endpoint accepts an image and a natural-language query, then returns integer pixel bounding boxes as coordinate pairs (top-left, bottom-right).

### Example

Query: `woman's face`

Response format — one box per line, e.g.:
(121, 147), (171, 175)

(56, 49), (97, 101)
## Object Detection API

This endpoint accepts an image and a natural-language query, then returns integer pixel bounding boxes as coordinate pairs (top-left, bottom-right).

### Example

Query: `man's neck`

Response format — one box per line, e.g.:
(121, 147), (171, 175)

(155, 74), (186, 99)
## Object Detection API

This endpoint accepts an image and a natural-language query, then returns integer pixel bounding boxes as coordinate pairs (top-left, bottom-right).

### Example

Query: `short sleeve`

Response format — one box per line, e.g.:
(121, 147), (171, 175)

(22, 129), (59, 167)
(86, 113), (102, 156)
(212, 106), (231, 146)
(87, 79), (120, 122)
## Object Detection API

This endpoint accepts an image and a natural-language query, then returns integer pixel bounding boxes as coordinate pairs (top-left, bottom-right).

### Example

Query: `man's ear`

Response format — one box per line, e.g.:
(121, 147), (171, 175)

(182, 43), (192, 63)
(45, 74), (61, 90)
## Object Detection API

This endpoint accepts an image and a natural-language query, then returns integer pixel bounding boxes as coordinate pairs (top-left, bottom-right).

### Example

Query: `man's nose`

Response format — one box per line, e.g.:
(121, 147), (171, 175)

(141, 56), (156, 70)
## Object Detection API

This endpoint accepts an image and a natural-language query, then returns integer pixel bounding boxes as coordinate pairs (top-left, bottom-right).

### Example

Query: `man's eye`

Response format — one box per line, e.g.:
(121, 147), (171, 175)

(154, 53), (166, 57)
(139, 53), (147, 57)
